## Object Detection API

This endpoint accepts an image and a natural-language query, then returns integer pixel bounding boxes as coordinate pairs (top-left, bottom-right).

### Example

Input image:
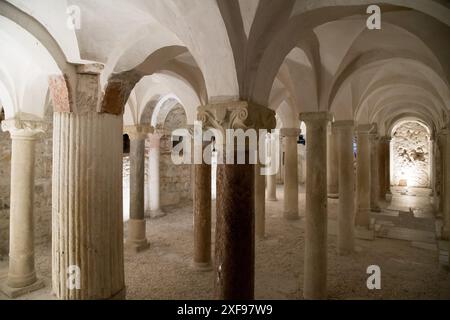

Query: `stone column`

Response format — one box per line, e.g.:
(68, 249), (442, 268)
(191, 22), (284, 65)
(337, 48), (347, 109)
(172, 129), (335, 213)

(193, 140), (212, 271)
(442, 130), (450, 239)
(125, 126), (150, 253)
(300, 112), (331, 300)
(356, 125), (372, 228)
(370, 133), (381, 212)
(282, 128), (301, 220)
(378, 137), (389, 201)
(266, 133), (278, 201)
(327, 124), (339, 198)
(334, 121), (355, 255)
(49, 65), (125, 300)
(198, 102), (275, 300)
(255, 162), (266, 238)
(0, 118), (46, 298)
(385, 138), (392, 200)
(147, 132), (165, 218)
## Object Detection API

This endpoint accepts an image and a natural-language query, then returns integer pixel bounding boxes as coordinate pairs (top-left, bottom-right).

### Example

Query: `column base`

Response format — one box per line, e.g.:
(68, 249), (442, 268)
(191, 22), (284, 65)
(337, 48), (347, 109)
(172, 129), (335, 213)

(283, 211), (299, 220)
(125, 239), (150, 253)
(267, 197), (278, 202)
(146, 209), (166, 219)
(191, 261), (213, 272)
(0, 277), (45, 299)
(355, 226), (375, 241)
(327, 193), (339, 199)
(109, 287), (127, 300)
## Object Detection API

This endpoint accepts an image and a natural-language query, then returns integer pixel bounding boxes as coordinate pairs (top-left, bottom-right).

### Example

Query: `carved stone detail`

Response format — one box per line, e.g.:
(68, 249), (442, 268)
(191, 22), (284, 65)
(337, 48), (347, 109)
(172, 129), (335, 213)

(197, 101), (276, 135)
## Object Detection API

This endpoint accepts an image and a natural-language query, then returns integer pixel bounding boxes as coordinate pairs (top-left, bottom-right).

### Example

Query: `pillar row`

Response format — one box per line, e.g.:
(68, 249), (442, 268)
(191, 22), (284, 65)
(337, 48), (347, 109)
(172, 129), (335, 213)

(300, 111), (331, 300)
(0, 118), (47, 298)
(281, 128), (301, 220)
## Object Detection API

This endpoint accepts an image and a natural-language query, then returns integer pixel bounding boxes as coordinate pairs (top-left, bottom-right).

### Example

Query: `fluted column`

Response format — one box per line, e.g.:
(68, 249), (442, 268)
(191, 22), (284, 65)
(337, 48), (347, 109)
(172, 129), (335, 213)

(356, 125), (372, 228)
(49, 65), (125, 300)
(198, 101), (275, 300)
(327, 124), (339, 198)
(147, 132), (164, 218)
(125, 126), (150, 253)
(193, 140), (212, 271)
(335, 121), (355, 255)
(282, 128), (301, 220)
(300, 112), (331, 300)
(0, 118), (46, 297)
(370, 133), (381, 212)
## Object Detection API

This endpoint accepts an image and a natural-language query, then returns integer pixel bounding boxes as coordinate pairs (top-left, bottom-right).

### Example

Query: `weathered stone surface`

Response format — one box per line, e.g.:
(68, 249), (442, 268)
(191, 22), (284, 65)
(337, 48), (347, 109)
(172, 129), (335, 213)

(0, 110), (53, 259)
(392, 122), (430, 188)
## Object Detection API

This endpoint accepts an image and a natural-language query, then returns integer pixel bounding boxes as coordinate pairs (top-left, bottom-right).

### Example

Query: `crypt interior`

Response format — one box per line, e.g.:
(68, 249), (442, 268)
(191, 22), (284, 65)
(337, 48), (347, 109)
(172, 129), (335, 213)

(0, 0), (449, 300)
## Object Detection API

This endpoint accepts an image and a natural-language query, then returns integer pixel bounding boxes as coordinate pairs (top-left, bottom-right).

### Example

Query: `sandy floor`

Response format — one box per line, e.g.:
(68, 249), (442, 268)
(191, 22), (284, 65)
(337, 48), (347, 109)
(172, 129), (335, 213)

(1, 185), (449, 300)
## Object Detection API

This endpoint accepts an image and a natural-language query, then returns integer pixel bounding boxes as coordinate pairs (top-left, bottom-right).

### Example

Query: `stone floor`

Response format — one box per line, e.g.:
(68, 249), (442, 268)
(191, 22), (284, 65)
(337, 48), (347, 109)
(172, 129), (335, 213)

(1, 185), (449, 300)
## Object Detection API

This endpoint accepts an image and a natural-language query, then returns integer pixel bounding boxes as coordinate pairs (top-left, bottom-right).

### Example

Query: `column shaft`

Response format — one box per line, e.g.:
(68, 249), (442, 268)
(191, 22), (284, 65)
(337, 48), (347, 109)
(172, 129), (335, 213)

(52, 112), (125, 300)
(335, 121), (355, 255)
(193, 148), (212, 270)
(378, 138), (387, 200)
(148, 133), (164, 217)
(255, 163), (266, 238)
(126, 128), (149, 253)
(282, 129), (300, 220)
(301, 112), (330, 300)
(370, 135), (381, 212)
(356, 126), (372, 228)
(215, 154), (255, 299)
(327, 126), (339, 198)
(0, 119), (46, 296)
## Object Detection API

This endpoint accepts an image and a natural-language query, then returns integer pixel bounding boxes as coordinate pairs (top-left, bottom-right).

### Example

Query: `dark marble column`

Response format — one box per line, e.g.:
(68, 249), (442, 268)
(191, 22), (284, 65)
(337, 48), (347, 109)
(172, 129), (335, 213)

(198, 101), (275, 300)
(193, 142), (212, 271)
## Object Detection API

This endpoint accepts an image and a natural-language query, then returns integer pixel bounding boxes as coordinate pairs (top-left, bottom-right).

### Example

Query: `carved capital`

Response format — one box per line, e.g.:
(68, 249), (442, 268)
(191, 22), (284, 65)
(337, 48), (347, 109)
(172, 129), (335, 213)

(197, 101), (276, 135)
(299, 111), (332, 126)
(1, 117), (48, 139)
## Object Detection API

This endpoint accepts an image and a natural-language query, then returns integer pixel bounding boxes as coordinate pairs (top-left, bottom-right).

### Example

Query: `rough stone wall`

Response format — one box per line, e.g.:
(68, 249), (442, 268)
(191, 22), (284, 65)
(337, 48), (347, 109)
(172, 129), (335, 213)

(392, 121), (430, 188)
(158, 106), (192, 207)
(0, 111), (53, 259)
